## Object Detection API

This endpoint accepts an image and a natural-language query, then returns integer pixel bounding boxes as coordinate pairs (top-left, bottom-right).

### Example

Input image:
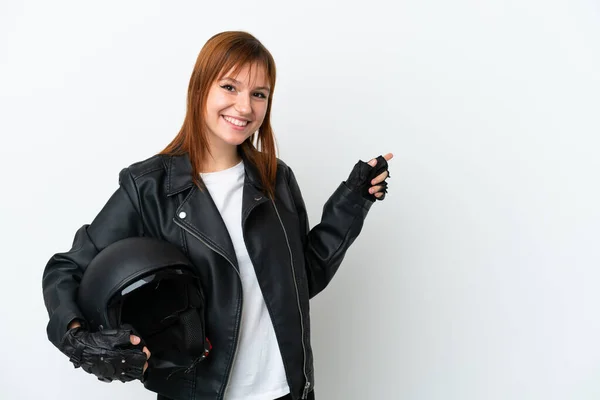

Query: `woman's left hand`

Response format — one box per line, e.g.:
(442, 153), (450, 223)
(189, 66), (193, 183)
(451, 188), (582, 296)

(367, 153), (394, 199)
(345, 152), (394, 201)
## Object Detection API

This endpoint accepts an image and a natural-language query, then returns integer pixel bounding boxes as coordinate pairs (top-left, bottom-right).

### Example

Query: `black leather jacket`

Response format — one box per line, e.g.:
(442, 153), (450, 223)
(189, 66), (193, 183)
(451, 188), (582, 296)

(42, 152), (373, 400)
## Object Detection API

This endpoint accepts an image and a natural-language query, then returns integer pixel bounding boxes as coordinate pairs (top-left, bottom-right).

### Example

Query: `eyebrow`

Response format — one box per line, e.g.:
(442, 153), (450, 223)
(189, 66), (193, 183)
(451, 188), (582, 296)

(221, 77), (271, 92)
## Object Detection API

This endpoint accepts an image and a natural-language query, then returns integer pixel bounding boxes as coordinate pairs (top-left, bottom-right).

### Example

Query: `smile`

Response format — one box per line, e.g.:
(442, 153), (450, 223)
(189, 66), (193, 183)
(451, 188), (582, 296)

(222, 115), (249, 127)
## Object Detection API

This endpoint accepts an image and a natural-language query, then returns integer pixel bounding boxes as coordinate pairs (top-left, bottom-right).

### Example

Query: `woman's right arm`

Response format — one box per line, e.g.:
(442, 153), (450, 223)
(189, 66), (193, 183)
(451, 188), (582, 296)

(42, 167), (144, 349)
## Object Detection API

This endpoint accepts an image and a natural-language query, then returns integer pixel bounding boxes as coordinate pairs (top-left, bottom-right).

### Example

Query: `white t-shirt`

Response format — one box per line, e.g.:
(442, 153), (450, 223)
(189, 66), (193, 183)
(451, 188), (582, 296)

(200, 160), (290, 400)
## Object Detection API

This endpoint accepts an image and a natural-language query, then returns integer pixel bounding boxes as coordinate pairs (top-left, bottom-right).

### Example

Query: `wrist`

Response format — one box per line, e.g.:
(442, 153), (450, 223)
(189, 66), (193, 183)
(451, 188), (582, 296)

(67, 319), (82, 331)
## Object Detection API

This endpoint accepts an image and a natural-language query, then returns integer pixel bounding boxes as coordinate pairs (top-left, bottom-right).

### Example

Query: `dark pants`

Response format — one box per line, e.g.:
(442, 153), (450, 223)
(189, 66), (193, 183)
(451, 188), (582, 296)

(275, 391), (315, 400)
(157, 390), (315, 400)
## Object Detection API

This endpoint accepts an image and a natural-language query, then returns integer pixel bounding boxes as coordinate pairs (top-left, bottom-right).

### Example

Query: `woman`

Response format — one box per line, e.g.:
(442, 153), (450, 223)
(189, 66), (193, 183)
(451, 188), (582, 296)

(42, 31), (392, 400)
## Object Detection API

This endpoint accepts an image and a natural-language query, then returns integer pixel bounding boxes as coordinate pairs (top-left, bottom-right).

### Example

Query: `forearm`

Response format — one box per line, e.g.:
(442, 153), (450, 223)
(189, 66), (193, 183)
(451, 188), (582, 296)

(303, 182), (372, 297)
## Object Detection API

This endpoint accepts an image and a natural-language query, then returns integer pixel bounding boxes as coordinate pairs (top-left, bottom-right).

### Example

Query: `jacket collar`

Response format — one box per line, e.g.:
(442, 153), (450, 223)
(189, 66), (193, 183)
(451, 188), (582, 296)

(166, 150), (264, 196)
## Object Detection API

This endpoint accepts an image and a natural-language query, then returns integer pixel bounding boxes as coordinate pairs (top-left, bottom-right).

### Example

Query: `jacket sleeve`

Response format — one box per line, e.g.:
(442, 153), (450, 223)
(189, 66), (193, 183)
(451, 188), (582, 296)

(42, 168), (144, 349)
(286, 167), (373, 298)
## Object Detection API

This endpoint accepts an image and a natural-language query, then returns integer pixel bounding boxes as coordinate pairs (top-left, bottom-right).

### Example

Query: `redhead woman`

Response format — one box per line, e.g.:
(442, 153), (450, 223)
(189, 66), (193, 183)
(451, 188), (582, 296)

(42, 31), (393, 400)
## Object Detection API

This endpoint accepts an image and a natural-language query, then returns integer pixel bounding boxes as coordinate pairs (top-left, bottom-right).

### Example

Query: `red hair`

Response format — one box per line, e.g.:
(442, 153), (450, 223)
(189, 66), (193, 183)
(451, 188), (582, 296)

(160, 31), (278, 198)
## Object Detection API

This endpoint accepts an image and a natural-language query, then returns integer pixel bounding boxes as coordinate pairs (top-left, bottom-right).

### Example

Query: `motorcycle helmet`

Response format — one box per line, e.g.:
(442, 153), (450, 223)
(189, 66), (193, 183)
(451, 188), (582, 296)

(77, 237), (211, 374)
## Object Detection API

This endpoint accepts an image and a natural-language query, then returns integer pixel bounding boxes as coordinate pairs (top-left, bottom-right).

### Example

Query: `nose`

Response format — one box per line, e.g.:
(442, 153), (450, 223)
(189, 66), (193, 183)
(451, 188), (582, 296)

(234, 93), (252, 115)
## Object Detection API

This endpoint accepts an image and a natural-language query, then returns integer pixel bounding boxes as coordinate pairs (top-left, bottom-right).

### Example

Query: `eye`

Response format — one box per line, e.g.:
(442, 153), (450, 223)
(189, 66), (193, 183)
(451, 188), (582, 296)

(253, 92), (267, 99)
(220, 84), (235, 92)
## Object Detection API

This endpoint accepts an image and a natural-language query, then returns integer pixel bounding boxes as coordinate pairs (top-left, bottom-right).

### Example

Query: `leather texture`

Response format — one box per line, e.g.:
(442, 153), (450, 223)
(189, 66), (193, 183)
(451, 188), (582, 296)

(60, 326), (147, 383)
(42, 151), (378, 399)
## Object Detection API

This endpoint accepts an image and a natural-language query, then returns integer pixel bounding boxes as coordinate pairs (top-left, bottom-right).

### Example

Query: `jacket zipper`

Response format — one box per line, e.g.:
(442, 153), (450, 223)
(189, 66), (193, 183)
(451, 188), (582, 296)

(172, 218), (242, 398)
(271, 201), (311, 399)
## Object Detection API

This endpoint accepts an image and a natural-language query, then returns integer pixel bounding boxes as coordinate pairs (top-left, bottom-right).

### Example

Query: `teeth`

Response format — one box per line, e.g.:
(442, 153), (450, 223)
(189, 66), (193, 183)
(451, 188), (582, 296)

(224, 116), (248, 127)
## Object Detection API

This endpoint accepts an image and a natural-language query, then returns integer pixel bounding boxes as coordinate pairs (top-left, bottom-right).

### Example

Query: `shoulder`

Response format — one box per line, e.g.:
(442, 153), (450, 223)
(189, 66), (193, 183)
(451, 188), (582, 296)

(276, 157), (293, 179)
(116, 154), (171, 192)
(124, 154), (169, 180)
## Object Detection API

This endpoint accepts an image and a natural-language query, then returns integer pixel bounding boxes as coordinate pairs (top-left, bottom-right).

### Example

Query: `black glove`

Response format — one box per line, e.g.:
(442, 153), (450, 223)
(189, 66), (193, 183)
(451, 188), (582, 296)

(60, 326), (148, 383)
(345, 155), (390, 201)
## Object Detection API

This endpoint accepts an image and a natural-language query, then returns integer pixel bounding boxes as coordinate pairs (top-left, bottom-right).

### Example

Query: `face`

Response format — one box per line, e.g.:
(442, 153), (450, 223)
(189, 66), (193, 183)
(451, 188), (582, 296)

(204, 63), (270, 151)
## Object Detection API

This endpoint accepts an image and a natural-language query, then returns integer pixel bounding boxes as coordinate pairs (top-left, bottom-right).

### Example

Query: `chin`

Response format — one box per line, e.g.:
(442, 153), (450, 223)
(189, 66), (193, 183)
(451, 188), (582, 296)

(220, 133), (252, 147)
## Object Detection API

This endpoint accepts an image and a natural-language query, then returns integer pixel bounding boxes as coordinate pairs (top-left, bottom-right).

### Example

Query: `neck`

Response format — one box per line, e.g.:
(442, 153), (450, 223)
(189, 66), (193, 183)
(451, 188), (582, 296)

(200, 144), (242, 173)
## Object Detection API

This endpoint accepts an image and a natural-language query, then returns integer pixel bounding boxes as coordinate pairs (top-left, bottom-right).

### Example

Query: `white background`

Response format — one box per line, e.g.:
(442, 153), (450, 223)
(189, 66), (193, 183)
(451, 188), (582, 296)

(1, 0), (599, 399)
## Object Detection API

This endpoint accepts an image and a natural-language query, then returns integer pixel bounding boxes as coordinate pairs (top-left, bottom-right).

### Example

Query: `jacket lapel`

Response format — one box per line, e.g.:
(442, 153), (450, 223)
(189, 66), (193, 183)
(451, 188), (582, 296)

(239, 151), (270, 223)
(167, 152), (269, 267)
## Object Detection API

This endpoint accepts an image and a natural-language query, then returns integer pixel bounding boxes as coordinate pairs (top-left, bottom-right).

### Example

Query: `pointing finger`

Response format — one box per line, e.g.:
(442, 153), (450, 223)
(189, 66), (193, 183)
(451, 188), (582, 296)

(368, 153), (394, 167)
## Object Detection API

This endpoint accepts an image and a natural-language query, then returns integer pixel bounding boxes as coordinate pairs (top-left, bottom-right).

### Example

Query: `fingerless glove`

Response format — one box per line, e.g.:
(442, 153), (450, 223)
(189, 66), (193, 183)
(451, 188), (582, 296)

(345, 155), (390, 201)
(60, 326), (147, 383)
